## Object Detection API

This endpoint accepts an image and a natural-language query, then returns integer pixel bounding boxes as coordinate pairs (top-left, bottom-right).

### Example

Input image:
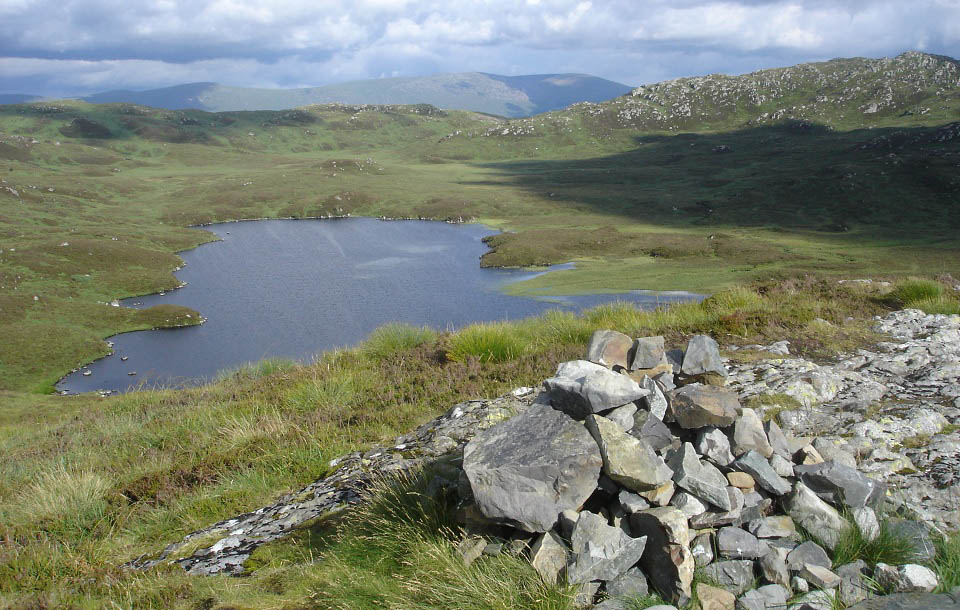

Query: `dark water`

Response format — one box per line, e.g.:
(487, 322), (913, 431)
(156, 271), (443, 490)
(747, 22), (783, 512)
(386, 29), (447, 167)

(58, 218), (701, 394)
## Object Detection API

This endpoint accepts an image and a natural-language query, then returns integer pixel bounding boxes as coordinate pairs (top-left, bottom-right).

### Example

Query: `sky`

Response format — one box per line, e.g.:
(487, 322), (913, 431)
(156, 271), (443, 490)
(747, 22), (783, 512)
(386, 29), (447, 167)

(1, 0), (959, 97)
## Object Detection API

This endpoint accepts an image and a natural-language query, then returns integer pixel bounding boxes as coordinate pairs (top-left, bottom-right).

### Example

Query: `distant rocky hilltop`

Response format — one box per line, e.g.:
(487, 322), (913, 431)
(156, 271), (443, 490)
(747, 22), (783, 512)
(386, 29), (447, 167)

(129, 308), (960, 609)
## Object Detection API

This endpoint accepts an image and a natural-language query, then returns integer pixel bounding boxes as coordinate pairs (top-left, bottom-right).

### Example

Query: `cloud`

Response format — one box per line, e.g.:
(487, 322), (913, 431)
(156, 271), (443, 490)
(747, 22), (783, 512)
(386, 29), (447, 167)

(0, 0), (957, 96)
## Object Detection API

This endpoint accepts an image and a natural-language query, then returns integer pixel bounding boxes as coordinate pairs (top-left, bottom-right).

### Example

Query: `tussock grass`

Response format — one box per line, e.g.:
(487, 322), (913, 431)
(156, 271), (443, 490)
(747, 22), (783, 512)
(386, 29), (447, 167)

(446, 321), (530, 363)
(8, 464), (113, 537)
(214, 356), (298, 381)
(890, 277), (943, 304)
(363, 322), (438, 359)
(907, 295), (960, 315)
(932, 533), (960, 592)
(831, 513), (919, 568)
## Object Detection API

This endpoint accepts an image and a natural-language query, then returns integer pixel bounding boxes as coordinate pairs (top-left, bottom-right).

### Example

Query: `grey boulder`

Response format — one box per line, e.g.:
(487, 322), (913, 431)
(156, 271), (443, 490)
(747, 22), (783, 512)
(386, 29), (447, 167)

(669, 384), (739, 429)
(463, 403), (602, 532)
(545, 360), (649, 419)
(567, 511), (648, 584)
(680, 334), (727, 379)
(793, 461), (886, 509)
(586, 414), (673, 492)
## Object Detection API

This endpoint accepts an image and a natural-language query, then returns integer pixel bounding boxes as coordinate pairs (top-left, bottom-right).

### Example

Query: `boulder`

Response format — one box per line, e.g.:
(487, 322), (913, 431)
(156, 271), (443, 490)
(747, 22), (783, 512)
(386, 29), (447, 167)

(698, 583), (736, 610)
(640, 374), (669, 420)
(873, 563), (939, 594)
(793, 461), (886, 509)
(618, 489), (651, 513)
(836, 560), (871, 607)
(667, 442), (734, 510)
(733, 451), (791, 496)
(787, 541), (832, 571)
(605, 403), (637, 431)
(783, 484), (848, 550)
(700, 560), (756, 595)
(567, 511), (648, 583)
(697, 427), (736, 467)
(669, 384), (739, 429)
(631, 507), (694, 604)
(853, 506), (880, 542)
(631, 336), (668, 371)
(732, 408), (774, 458)
(680, 335), (727, 380)
(672, 492), (708, 518)
(629, 410), (674, 451)
(604, 566), (649, 599)
(529, 531), (569, 584)
(587, 330), (634, 369)
(799, 564), (841, 589)
(544, 360), (649, 419)
(689, 486), (745, 529)
(586, 415), (673, 492)
(717, 526), (766, 560)
(691, 532), (715, 567)
(738, 584), (789, 610)
(463, 403), (602, 532)
(758, 551), (791, 592)
(747, 516), (797, 539)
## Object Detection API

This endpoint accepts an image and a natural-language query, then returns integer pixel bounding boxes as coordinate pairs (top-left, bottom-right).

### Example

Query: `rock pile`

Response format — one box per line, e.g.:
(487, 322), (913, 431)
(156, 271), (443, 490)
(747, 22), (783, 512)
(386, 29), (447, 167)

(458, 329), (944, 609)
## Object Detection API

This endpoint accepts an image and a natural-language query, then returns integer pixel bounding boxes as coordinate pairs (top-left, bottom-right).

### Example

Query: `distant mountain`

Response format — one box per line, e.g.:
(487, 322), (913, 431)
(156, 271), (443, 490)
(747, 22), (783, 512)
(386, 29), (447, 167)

(0, 93), (41, 105)
(77, 73), (633, 118)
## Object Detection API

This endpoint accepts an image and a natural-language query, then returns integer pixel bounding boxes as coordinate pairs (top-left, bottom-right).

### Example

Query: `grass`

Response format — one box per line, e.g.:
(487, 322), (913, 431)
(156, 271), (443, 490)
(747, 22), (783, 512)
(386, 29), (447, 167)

(888, 277), (960, 314)
(0, 281), (901, 608)
(831, 513), (921, 569)
(446, 322), (530, 363)
(362, 322), (438, 360)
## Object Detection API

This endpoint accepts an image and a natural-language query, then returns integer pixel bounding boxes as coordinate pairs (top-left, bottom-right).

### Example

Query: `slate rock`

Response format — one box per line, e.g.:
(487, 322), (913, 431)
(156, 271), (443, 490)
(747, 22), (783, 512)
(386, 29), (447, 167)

(787, 541), (831, 571)
(529, 531), (569, 584)
(793, 461), (886, 509)
(587, 414), (673, 492)
(629, 410), (675, 451)
(672, 492), (708, 518)
(604, 566), (649, 600)
(640, 374), (669, 420)
(464, 403), (602, 532)
(697, 427), (736, 467)
(457, 537), (487, 567)
(769, 453), (795, 478)
(874, 563), (939, 593)
(748, 516), (797, 539)
(758, 550), (792, 592)
(727, 471), (755, 491)
(783, 483), (848, 550)
(718, 526), (765, 560)
(587, 330), (634, 369)
(545, 360), (649, 419)
(631, 507), (694, 604)
(836, 560), (871, 606)
(567, 511), (648, 584)
(605, 403), (638, 431)
(790, 590), (836, 610)
(692, 532), (715, 567)
(733, 451), (792, 496)
(700, 560), (756, 595)
(800, 564), (841, 589)
(618, 489), (651, 514)
(846, 592), (960, 609)
(669, 384), (739, 429)
(688, 486), (745, 529)
(631, 336), (668, 371)
(737, 584), (789, 610)
(732, 408), (774, 458)
(764, 419), (792, 460)
(853, 506), (880, 542)
(667, 442), (734, 510)
(574, 580), (602, 607)
(681, 334), (727, 378)
(698, 582), (736, 610)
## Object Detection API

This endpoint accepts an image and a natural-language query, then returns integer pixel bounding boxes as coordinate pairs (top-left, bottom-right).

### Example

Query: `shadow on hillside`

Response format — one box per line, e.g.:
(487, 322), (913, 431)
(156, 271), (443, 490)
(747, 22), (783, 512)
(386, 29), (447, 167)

(470, 122), (960, 240)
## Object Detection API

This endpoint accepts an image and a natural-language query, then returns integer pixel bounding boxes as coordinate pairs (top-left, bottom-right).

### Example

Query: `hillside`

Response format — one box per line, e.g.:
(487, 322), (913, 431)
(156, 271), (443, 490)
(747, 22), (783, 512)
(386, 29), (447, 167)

(0, 51), (957, 394)
(77, 72), (634, 117)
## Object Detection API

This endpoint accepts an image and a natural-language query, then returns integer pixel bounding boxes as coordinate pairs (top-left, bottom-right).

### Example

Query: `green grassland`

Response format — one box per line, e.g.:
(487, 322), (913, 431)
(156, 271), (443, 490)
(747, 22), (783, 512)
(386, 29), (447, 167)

(1, 52), (960, 608)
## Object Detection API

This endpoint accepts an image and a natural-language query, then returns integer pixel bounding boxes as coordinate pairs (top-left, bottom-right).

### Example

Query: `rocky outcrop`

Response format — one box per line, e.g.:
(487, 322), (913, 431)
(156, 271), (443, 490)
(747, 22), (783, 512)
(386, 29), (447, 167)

(128, 309), (960, 610)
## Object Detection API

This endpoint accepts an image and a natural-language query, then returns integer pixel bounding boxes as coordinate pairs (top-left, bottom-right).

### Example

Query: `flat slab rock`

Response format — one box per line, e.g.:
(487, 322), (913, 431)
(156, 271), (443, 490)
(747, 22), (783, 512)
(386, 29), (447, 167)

(847, 591), (960, 609)
(464, 402), (602, 532)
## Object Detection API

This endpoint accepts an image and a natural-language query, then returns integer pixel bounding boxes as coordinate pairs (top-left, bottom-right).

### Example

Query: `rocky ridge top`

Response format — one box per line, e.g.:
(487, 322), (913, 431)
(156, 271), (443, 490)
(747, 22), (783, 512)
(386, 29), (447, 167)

(127, 309), (960, 610)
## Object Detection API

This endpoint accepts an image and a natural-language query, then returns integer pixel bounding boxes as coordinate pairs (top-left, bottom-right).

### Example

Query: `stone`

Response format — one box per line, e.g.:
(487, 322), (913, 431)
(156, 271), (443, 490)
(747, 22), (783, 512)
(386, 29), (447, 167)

(567, 511), (648, 584)
(737, 584), (789, 610)
(747, 516), (797, 539)
(853, 506), (880, 542)
(845, 592), (960, 609)
(787, 541), (831, 571)
(618, 489), (651, 513)
(604, 566), (649, 599)
(592, 600), (627, 610)
(645, 606), (680, 610)
(697, 427), (736, 467)
(681, 334), (727, 379)
(574, 580), (602, 607)
(631, 336), (668, 371)
(812, 438), (858, 469)
(559, 509), (579, 538)
(797, 444), (825, 465)
(700, 560), (756, 595)
(732, 408), (774, 458)
(639, 480), (675, 507)
(457, 537), (487, 567)
(717, 526), (765, 559)
(586, 414), (673, 492)
(587, 330), (634, 369)
(697, 583), (736, 610)
(691, 532), (715, 567)
(886, 520), (936, 562)
(874, 563), (939, 593)
(758, 551), (791, 591)
(793, 461), (886, 509)
(672, 491), (708, 518)
(641, 374), (669, 420)
(630, 410), (675, 451)
(688, 486), (745, 529)
(667, 442), (734, 510)
(733, 451), (792, 496)
(769, 453), (795, 478)
(799, 564), (841, 589)
(764, 419), (792, 460)
(783, 484), (848, 550)
(545, 360), (649, 419)
(669, 384), (739, 429)
(630, 507), (694, 604)
(529, 531), (568, 584)
(836, 560), (871, 606)
(605, 403), (637, 431)
(727, 472), (756, 491)
(463, 403), (602, 532)
(792, 576), (809, 594)
(790, 590), (836, 610)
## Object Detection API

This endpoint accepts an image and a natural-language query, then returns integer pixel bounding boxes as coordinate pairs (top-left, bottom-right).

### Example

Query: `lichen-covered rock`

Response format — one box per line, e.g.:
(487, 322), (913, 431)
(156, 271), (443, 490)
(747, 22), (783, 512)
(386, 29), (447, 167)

(631, 507), (694, 604)
(464, 403), (602, 532)
(587, 414), (673, 492)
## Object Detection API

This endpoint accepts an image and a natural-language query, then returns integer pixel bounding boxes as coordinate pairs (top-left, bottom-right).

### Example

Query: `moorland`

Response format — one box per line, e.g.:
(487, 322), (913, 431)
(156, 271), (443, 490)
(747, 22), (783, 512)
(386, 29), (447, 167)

(1, 51), (959, 609)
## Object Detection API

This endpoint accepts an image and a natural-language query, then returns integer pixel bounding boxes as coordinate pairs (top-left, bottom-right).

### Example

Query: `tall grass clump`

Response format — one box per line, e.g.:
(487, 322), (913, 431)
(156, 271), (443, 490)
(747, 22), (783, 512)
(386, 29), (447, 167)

(890, 278), (943, 304)
(907, 296), (960, 315)
(931, 532), (960, 592)
(214, 357), (298, 382)
(9, 464), (112, 537)
(363, 322), (438, 359)
(446, 322), (529, 363)
(830, 514), (919, 568)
